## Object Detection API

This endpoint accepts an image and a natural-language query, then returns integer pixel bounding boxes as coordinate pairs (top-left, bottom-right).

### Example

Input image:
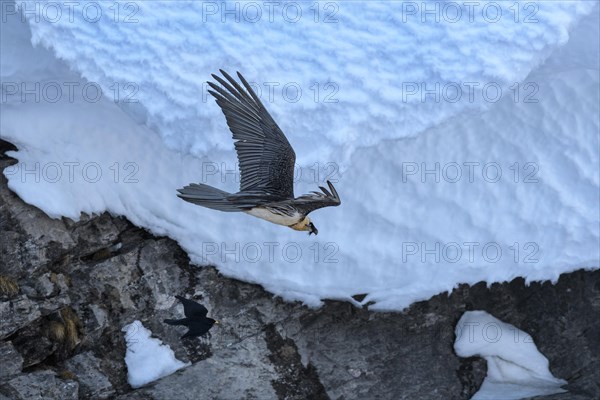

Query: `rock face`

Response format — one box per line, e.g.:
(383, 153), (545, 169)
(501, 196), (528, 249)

(1, 370), (79, 400)
(1, 139), (599, 400)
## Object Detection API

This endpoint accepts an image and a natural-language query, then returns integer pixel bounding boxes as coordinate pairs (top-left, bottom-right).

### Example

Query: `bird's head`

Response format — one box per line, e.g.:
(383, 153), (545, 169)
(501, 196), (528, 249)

(290, 216), (318, 235)
(307, 221), (318, 236)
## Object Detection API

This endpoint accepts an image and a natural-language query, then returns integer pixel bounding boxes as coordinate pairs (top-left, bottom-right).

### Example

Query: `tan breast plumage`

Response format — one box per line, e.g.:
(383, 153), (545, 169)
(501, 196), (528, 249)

(244, 207), (303, 227)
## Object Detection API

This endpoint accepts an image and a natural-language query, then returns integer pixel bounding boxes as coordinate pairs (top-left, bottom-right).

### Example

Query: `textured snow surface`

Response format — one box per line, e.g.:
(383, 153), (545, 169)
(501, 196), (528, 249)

(10, 0), (598, 161)
(1, 1), (599, 309)
(122, 320), (188, 388)
(454, 311), (567, 399)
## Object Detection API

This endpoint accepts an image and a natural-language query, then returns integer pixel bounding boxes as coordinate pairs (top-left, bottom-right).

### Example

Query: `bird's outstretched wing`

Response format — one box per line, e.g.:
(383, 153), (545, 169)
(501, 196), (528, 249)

(208, 70), (296, 199)
(291, 180), (341, 215)
(184, 320), (213, 338)
(176, 295), (208, 318)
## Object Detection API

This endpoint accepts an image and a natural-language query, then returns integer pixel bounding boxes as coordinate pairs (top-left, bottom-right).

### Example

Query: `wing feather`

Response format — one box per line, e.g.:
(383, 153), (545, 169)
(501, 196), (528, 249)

(176, 296), (209, 318)
(208, 70), (296, 198)
(289, 180), (341, 215)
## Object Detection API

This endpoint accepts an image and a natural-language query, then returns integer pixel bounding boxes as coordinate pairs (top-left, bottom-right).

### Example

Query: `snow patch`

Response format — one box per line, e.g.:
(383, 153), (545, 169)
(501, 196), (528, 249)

(122, 320), (189, 388)
(454, 311), (567, 400)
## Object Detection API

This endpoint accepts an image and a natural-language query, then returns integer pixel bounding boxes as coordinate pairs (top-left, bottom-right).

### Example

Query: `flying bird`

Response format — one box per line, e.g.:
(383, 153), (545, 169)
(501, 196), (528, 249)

(163, 296), (219, 339)
(177, 70), (341, 235)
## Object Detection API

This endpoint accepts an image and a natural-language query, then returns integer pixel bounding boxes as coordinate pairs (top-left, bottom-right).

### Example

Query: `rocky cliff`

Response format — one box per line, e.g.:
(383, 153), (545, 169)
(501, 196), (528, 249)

(1, 139), (598, 400)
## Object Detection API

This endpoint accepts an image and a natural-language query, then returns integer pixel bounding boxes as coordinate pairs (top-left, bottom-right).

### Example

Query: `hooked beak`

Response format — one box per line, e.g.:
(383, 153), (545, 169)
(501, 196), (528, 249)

(308, 225), (318, 236)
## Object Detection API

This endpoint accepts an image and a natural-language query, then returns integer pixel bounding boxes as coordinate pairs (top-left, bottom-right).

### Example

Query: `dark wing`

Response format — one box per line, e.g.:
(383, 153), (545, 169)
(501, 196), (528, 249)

(176, 295), (208, 318)
(208, 70), (296, 199)
(292, 181), (341, 216)
(183, 320), (214, 338)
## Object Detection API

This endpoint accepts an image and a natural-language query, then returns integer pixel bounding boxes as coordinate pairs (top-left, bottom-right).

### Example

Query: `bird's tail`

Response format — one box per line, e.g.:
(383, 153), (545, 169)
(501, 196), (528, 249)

(177, 183), (245, 212)
(163, 318), (187, 326)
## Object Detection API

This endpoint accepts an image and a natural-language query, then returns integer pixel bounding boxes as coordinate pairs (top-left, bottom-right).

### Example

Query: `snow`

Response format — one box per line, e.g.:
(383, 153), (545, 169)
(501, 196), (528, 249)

(1, 1), (599, 310)
(122, 320), (189, 388)
(454, 311), (567, 399)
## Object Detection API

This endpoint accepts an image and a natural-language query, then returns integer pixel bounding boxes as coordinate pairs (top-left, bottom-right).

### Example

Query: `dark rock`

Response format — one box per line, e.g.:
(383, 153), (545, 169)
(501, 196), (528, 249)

(0, 341), (23, 383)
(456, 357), (487, 399)
(351, 293), (368, 303)
(0, 370), (78, 400)
(264, 323), (328, 400)
(0, 139), (17, 154)
(0, 294), (71, 339)
(8, 319), (57, 368)
(65, 351), (115, 399)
